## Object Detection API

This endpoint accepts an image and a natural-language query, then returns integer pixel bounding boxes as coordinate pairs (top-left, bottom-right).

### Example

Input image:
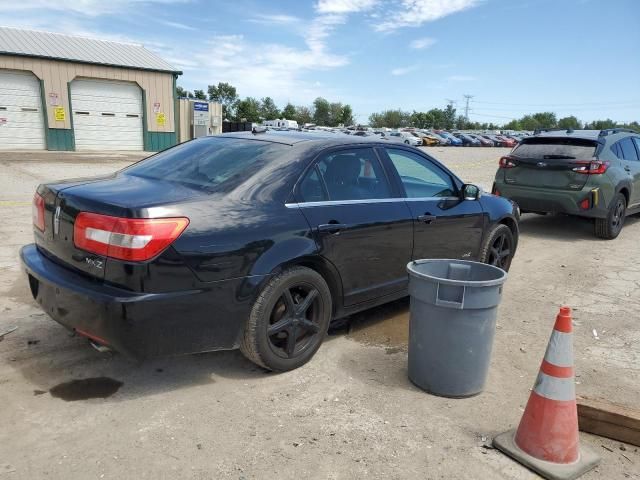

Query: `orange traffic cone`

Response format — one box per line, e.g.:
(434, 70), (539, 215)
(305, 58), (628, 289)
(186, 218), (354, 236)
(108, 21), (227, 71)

(493, 307), (601, 480)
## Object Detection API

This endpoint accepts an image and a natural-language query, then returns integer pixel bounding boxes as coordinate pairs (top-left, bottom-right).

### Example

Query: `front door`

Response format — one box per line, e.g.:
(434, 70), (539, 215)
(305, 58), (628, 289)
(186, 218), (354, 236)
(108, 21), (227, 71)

(381, 147), (485, 260)
(294, 147), (413, 306)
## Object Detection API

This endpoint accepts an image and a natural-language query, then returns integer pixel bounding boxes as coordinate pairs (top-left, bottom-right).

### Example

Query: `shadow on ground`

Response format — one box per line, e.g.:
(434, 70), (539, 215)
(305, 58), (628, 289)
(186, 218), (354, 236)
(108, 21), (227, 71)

(518, 212), (640, 241)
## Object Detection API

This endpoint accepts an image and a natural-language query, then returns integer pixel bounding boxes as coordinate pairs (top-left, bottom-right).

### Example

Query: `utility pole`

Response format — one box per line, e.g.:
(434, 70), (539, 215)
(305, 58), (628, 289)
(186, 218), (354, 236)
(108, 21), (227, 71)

(463, 94), (473, 121)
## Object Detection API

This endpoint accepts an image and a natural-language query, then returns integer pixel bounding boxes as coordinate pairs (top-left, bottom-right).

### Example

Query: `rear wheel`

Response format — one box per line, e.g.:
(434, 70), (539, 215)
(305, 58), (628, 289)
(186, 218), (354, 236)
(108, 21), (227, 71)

(479, 224), (514, 272)
(595, 193), (626, 239)
(240, 266), (332, 372)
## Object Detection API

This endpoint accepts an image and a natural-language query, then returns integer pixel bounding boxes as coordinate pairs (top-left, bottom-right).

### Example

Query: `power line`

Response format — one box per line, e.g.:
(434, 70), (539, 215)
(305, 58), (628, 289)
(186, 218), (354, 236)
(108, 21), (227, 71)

(472, 99), (640, 107)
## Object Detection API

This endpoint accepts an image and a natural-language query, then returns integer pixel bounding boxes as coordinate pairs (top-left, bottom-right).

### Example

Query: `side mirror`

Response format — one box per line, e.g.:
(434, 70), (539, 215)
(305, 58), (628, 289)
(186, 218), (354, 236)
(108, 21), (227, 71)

(462, 184), (481, 201)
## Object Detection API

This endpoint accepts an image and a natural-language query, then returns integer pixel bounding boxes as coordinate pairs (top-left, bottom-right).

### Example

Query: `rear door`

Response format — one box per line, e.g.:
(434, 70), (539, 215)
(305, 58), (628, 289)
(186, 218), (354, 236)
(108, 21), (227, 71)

(501, 137), (599, 191)
(381, 147), (484, 260)
(294, 147), (413, 306)
(620, 137), (640, 208)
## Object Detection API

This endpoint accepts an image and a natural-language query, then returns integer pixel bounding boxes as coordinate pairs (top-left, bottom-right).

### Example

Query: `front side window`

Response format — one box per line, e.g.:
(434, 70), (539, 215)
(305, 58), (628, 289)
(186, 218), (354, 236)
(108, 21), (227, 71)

(300, 148), (392, 202)
(385, 148), (455, 198)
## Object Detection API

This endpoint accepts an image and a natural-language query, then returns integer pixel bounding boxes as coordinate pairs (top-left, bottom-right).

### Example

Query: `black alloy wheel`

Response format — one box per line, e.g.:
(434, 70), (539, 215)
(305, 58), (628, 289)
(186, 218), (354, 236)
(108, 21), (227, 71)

(240, 266), (332, 371)
(267, 284), (322, 359)
(487, 231), (512, 270)
(479, 224), (515, 272)
(595, 192), (626, 239)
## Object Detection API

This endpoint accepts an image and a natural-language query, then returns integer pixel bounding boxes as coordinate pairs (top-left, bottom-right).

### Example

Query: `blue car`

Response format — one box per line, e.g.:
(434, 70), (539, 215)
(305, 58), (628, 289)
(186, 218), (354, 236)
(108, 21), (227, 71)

(437, 131), (463, 146)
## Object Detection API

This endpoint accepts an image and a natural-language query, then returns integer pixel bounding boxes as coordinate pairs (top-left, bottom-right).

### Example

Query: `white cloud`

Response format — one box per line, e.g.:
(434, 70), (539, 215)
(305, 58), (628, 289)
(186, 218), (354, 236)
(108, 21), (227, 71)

(448, 74), (476, 81)
(410, 37), (436, 49)
(248, 14), (301, 25)
(315, 0), (379, 14)
(158, 20), (196, 31)
(375, 0), (480, 32)
(391, 65), (419, 76)
(0, 0), (190, 17)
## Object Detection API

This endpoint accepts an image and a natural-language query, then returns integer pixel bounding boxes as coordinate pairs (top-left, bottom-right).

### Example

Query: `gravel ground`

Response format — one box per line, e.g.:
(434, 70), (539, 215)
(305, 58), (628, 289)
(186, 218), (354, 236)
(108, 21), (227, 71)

(0, 147), (638, 480)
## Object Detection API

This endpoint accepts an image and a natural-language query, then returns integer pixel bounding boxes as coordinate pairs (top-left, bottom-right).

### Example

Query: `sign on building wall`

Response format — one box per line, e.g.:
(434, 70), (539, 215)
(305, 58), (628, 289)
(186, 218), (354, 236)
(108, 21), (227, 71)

(193, 102), (209, 126)
(54, 107), (66, 121)
(153, 102), (161, 114)
(156, 112), (166, 126)
(48, 93), (59, 106)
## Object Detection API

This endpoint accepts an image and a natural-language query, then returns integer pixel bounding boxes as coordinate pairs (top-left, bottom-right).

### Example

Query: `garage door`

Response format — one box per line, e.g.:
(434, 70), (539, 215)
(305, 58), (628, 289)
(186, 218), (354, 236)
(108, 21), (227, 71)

(71, 79), (143, 151)
(0, 70), (45, 150)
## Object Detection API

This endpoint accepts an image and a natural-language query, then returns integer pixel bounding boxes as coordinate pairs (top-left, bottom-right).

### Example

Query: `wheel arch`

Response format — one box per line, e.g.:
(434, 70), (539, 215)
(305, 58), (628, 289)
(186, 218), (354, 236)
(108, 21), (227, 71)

(278, 255), (344, 317)
(498, 215), (519, 253)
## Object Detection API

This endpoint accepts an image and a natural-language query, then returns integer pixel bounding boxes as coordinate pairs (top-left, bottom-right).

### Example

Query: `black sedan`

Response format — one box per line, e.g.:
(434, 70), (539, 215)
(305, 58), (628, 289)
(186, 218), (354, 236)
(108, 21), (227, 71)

(21, 132), (519, 371)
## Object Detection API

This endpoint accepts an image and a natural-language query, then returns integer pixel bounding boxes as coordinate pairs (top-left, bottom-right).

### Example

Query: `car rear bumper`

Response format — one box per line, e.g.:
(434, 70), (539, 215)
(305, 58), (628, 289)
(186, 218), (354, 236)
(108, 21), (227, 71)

(493, 183), (609, 218)
(21, 244), (266, 359)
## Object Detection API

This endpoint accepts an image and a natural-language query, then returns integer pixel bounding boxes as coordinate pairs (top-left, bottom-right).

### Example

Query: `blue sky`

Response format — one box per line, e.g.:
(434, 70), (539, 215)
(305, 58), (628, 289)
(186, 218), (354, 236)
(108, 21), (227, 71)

(1, 0), (639, 124)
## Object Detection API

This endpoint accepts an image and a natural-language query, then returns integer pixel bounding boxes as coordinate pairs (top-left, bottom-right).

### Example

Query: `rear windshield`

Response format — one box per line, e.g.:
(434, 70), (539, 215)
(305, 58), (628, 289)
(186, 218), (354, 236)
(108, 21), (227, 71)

(512, 137), (598, 160)
(124, 137), (290, 191)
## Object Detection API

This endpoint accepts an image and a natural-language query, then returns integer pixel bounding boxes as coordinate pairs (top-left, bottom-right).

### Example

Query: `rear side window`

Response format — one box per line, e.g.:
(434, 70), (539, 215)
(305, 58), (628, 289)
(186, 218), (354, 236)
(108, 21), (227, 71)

(610, 142), (623, 159)
(125, 138), (290, 191)
(619, 137), (639, 161)
(512, 137), (597, 160)
(300, 148), (391, 202)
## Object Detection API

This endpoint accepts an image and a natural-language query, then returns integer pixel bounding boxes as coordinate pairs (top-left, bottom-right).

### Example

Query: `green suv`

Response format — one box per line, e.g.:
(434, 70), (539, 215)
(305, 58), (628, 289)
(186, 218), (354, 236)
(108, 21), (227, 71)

(492, 128), (640, 239)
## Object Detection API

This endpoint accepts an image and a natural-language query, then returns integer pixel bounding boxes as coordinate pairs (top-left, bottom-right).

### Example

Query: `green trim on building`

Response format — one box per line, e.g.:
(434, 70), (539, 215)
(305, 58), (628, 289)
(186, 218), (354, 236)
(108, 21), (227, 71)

(144, 131), (177, 152)
(141, 86), (178, 152)
(65, 82), (76, 150)
(173, 74), (180, 143)
(45, 129), (75, 151)
(38, 78), (74, 151)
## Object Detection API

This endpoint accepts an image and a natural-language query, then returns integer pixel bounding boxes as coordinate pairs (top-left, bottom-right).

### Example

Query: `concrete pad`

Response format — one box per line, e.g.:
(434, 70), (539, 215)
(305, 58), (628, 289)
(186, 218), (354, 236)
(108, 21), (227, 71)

(493, 429), (601, 480)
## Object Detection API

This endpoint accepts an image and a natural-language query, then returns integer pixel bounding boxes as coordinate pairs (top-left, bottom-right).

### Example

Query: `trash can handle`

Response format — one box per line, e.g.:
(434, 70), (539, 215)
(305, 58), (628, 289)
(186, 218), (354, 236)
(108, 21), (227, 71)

(435, 283), (465, 309)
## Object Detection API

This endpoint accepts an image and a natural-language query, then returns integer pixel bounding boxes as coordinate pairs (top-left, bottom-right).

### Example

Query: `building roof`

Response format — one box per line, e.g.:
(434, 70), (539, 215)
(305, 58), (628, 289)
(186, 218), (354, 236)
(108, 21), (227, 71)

(0, 26), (180, 74)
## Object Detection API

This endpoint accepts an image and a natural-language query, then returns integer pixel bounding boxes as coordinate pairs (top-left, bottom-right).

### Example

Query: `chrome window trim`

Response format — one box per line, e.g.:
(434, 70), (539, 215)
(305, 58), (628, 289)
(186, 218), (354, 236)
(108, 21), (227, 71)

(285, 196), (460, 208)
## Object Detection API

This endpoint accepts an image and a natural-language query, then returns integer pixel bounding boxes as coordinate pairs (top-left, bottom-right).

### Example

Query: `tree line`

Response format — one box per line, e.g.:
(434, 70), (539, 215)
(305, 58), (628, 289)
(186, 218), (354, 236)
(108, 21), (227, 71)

(368, 106), (639, 132)
(177, 82), (355, 126)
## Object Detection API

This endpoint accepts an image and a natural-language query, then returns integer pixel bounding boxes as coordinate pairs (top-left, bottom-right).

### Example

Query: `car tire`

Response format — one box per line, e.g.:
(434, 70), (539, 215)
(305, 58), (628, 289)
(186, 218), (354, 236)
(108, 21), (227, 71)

(595, 192), (626, 240)
(478, 224), (514, 272)
(240, 266), (332, 372)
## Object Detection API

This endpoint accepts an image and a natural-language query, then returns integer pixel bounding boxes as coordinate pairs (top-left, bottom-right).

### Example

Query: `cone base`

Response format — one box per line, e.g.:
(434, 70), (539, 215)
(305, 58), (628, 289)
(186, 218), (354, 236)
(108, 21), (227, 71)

(493, 429), (600, 480)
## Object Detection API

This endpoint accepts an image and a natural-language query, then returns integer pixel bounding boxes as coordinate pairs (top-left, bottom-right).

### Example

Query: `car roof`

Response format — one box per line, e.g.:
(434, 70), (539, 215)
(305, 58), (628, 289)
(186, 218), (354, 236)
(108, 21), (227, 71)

(532, 128), (638, 142)
(217, 130), (388, 146)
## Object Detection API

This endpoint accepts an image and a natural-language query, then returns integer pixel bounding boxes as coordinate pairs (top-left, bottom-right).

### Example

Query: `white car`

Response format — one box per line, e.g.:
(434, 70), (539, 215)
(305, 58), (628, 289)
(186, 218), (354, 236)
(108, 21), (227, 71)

(387, 131), (422, 146)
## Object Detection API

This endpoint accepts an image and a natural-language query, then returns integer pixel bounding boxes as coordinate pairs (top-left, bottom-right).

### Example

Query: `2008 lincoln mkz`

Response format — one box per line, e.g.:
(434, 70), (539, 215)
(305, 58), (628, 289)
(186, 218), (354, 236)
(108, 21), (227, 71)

(21, 131), (519, 371)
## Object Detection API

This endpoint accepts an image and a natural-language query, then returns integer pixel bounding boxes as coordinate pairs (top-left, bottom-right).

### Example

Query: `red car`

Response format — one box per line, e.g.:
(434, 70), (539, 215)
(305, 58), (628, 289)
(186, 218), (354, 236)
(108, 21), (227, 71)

(495, 135), (517, 148)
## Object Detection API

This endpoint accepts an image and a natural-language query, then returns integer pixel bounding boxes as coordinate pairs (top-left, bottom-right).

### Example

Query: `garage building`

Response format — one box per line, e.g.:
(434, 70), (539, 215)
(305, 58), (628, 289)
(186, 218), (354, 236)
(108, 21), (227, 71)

(0, 26), (182, 151)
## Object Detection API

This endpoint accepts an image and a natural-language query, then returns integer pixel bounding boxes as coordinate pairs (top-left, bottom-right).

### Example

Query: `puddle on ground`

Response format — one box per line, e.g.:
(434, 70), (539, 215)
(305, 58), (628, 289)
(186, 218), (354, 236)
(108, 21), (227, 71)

(340, 298), (410, 349)
(49, 377), (123, 401)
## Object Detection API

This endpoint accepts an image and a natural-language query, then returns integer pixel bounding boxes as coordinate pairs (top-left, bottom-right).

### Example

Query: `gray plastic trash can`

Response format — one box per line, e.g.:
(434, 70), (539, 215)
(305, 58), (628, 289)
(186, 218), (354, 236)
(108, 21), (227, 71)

(407, 259), (507, 398)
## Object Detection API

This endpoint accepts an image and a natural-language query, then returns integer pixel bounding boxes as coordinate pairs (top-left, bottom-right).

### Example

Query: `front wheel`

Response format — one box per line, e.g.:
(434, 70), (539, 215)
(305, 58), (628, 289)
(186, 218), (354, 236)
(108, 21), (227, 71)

(595, 193), (626, 239)
(479, 224), (515, 272)
(240, 266), (332, 372)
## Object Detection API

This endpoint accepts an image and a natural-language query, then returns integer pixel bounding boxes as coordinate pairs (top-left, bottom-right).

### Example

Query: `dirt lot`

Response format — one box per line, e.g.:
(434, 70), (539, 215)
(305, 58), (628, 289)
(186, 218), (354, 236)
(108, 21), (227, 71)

(0, 148), (638, 480)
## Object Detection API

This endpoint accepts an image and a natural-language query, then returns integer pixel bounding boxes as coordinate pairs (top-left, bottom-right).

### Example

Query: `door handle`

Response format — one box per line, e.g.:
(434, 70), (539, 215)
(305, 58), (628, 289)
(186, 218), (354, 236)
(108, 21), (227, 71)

(625, 166), (631, 172)
(417, 214), (437, 224)
(318, 223), (348, 234)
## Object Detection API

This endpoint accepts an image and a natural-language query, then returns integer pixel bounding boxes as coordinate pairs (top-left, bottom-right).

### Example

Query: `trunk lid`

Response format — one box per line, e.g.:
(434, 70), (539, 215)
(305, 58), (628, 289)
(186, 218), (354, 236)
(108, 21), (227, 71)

(35, 174), (207, 280)
(503, 137), (599, 190)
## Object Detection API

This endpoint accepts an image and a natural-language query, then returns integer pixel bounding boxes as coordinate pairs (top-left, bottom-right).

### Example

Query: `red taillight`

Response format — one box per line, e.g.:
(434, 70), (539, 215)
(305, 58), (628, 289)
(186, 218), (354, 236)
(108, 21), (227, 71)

(74, 212), (189, 262)
(572, 160), (609, 175)
(32, 193), (45, 231)
(499, 156), (517, 168)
